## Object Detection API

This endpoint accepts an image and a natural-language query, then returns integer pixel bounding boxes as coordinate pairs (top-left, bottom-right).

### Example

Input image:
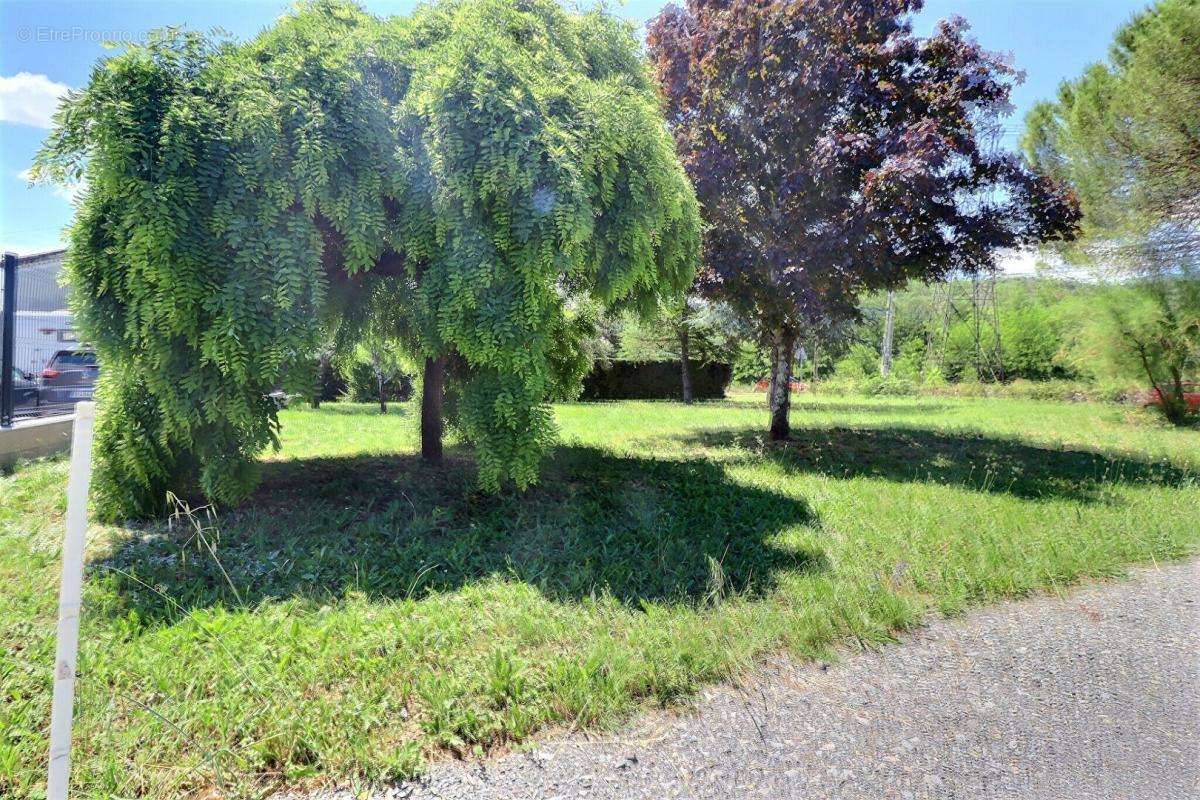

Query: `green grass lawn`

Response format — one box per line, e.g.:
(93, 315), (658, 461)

(2, 391), (1197, 798)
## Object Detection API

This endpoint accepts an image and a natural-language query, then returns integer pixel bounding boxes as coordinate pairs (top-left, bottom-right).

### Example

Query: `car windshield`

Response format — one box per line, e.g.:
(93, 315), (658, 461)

(53, 351), (97, 367)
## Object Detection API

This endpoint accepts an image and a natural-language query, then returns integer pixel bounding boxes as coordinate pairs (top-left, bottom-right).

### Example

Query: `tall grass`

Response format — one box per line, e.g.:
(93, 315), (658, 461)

(0, 392), (1196, 798)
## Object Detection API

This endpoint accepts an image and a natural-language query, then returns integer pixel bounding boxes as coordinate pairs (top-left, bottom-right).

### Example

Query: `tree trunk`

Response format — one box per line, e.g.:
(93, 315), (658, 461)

(768, 326), (796, 441)
(1170, 364), (1186, 407)
(311, 352), (330, 409)
(421, 356), (445, 462)
(678, 326), (694, 405)
(377, 370), (387, 414)
(1163, 360), (1190, 425)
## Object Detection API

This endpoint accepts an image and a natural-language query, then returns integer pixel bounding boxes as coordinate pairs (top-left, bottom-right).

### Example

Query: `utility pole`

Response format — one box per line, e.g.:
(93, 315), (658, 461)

(879, 290), (895, 378)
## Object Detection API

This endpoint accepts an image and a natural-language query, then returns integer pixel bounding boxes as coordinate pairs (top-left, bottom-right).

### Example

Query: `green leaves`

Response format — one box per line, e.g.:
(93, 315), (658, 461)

(1022, 0), (1200, 252)
(36, 0), (700, 518)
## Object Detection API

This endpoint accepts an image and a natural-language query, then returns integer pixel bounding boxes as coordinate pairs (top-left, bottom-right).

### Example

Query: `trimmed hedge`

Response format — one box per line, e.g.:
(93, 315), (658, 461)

(580, 360), (732, 401)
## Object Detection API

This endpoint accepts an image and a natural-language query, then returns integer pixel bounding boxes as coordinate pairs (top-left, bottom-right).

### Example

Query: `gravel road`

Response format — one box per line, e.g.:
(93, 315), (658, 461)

(305, 559), (1200, 800)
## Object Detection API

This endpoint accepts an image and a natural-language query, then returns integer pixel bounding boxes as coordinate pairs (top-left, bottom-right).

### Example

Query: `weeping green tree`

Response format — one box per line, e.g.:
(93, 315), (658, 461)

(34, 0), (700, 519)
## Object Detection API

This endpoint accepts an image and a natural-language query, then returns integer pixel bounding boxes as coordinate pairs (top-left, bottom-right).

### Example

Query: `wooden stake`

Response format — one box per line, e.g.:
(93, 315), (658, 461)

(47, 402), (96, 800)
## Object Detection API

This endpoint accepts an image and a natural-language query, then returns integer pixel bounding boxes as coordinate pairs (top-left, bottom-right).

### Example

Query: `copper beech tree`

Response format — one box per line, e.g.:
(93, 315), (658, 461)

(648, 0), (1080, 439)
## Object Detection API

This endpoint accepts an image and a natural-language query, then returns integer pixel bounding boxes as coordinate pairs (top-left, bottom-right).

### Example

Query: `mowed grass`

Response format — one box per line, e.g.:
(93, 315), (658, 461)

(1, 391), (1197, 798)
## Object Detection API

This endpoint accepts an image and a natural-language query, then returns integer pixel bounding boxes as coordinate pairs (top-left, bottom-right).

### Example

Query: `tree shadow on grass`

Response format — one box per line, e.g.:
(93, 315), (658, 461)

(94, 445), (824, 623)
(637, 398), (954, 415)
(788, 401), (956, 415)
(290, 402), (412, 417)
(683, 426), (1197, 503)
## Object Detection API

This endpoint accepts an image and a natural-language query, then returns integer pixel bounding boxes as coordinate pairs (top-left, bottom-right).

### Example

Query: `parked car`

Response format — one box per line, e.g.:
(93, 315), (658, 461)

(1139, 382), (1200, 411)
(11, 367), (40, 414)
(40, 349), (100, 408)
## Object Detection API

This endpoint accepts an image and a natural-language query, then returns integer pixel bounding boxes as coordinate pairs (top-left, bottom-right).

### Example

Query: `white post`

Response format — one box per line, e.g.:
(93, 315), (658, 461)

(46, 402), (96, 800)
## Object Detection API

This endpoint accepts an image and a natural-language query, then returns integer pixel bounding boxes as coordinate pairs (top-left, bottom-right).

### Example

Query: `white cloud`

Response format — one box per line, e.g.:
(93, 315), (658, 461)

(997, 249), (1039, 276)
(996, 247), (1099, 282)
(0, 72), (71, 128)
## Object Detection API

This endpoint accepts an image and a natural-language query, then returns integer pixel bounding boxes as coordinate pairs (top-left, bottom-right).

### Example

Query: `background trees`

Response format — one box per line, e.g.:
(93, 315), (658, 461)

(1022, 0), (1198, 424)
(34, 0), (700, 518)
(1023, 0), (1198, 250)
(648, 0), (1079, 440)
(819, 278), (1116, 388)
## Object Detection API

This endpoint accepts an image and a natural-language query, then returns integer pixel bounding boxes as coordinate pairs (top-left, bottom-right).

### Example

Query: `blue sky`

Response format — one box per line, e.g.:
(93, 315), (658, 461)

(0, 0), (1150, 255)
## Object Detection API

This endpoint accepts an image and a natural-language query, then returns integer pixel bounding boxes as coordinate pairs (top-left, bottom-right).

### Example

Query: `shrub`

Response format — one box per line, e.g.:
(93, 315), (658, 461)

(1057, 280), (1199, 424)
(999, 305), (1070, 380)
(579, 360), (732, 401)
(806, 376), (858, 396)
(890, 337), (927, 381)
(858, 375), (918, 396)
(341, 362), (413, 404)
(833, 343), (879, 379)
(314, 358), (347, 403)
(731, 339), (772, 384)
(811, 375), (1142, 404)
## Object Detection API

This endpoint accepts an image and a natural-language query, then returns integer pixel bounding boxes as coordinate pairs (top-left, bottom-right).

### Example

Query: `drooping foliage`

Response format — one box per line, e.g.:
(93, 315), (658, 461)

(647, 0), (1079, 438)
(35, 0), (700, 518)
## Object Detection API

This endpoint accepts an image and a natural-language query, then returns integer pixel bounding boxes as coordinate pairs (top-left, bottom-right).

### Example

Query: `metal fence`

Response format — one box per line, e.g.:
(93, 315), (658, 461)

(1, 250), (95, 426)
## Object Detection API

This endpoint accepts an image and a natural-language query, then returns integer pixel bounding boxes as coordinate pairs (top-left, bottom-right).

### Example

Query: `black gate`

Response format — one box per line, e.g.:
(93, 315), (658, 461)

(1, 250), (88, 426)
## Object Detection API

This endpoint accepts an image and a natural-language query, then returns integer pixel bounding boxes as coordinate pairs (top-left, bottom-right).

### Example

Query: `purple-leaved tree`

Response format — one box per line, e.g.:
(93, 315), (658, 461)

(648, 0), (1079, 439)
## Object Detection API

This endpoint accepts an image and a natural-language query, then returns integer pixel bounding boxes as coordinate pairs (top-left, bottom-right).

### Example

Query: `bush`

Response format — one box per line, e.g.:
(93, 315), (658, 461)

(889, 337), (927, 381)
(342, 361), (413, 404)
(315, 358), (347, 402)
(1000, 305), (1069, 380)
(808, 375), (1141, 404)
(859, 375), (918, 396)
(731, 340), (772, 384)
(833, 342), (879, 379)
(579, 360), (732, 400)
(805, 376), (858, 396)
(936, 378), (1141, 403)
